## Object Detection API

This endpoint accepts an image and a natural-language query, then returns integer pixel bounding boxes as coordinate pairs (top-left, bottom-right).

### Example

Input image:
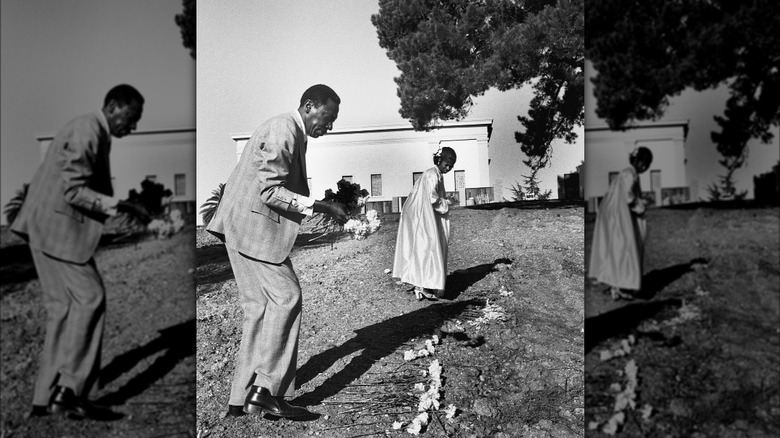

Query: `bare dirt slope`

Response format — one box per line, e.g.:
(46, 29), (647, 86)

(584, 206), (780, 437)
(1, 226), (196, 438)
(196, 205), (585, 438)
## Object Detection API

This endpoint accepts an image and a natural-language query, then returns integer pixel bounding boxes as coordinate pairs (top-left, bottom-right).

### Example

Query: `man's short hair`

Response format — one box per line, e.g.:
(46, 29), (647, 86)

(104, 84), (145, 107)
(300, 84), (340, 108)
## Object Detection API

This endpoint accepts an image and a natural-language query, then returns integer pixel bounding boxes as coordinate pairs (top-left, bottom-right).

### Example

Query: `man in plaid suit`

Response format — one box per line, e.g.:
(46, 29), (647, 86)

(11, 84), (148, 420)
(207, 84), (348, 418)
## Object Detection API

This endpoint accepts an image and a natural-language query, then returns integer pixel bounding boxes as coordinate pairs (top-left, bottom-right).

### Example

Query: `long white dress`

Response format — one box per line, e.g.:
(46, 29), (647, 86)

(588, 167), (646, 291)
(392, 166), (450, 291)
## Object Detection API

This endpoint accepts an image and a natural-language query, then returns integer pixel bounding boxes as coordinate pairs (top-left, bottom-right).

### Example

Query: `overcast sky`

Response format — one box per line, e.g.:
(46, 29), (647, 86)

(0, 0), (195, 225)
(196, 0), (584, 211)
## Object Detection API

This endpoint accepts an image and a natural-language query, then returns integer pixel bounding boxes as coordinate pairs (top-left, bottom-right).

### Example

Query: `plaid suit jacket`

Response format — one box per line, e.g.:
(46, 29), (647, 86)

(207, 111), (311, 264)
(11, 111), (115, 264)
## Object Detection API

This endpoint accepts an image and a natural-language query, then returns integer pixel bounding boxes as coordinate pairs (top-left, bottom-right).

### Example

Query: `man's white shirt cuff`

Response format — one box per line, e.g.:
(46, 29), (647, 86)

(295, 195), (315, 216)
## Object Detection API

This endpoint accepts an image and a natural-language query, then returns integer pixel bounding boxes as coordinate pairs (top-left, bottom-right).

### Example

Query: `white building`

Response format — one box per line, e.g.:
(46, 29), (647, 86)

(37, 128), (197, 215)
(584, 120), (689, 211)
(231, 119), (494, 212)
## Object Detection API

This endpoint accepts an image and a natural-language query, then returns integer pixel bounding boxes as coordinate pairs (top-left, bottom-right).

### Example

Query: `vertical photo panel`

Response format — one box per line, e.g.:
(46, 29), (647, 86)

(195, 0), (585, 436)
(584, 0), (779, 436)
(0, 1), (196, 436)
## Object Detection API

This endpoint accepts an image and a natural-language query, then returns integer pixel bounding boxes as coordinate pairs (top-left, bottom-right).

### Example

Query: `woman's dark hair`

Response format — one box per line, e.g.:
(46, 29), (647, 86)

(630, 146), (653, 165)
(433, 146), (457, 164)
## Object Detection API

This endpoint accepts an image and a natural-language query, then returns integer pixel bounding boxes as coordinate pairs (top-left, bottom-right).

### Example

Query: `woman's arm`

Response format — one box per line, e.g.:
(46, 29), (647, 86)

(428, 172), (449, 215)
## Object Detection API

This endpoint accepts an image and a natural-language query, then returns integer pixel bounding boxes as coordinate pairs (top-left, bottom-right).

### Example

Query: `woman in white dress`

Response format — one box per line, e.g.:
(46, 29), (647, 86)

(392, 147), (457, 300)
(588, 147), (653, 300)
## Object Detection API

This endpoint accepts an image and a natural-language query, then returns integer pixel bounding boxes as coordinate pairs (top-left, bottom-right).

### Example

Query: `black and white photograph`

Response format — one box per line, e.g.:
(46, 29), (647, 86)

(195, 0), (584, 437)
(583, 1), (779, 436)
(1, 1), (196, 437)
(2, 1), (777, 437)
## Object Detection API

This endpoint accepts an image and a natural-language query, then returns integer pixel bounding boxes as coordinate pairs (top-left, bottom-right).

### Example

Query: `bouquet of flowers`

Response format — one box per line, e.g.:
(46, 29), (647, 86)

(324, 179), (369, 215)
(311, 179), (380, 242)
(343, 209), (381, 240)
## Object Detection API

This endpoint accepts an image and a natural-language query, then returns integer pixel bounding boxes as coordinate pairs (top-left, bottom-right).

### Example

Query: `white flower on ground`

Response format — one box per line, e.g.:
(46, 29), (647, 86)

(620, 339), (632, 354)
(414, 382), (426, 391)
(431, 335), (440, 345)
(639, 404), (653, 421)
(602, 411), (625, 435)
(403, 350), (417, 361)
(428, 360), (442, 381)
(444, 404), (458, 419)
(392, 421), (403, 430)
(468, 300), (507, 326)
(418, 386), (441, 411)
(425, 339), (435, 354)
(600, 336), (635, 361)
(406, 412), (429, 435)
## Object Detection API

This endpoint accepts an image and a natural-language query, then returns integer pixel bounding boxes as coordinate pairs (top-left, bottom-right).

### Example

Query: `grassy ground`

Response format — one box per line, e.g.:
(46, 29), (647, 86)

(196, 205), (585, 438)
(584, 206), (780, 437)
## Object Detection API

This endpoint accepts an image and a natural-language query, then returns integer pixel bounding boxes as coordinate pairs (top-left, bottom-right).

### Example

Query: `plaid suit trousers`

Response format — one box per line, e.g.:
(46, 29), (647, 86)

(226, 247), (302, 405)
(30, 248), (105, 406)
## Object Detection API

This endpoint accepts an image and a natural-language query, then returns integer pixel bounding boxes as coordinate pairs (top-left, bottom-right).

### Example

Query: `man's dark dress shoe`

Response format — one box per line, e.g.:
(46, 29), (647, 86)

(244, 386), (313, 418)
(27, 405), (50, 418)
(226, 405), (246, 417)
(48, 386), (124, 421)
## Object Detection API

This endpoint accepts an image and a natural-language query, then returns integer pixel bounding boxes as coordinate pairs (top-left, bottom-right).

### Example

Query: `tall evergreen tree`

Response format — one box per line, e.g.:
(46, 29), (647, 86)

(372, 0), (584, 171)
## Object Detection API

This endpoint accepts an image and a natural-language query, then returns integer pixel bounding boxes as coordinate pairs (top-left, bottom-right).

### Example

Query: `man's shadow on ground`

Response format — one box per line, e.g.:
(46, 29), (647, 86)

(294, 299), (482, 407)
(0, 244), (37, 292)
(96, 319), (196, 405)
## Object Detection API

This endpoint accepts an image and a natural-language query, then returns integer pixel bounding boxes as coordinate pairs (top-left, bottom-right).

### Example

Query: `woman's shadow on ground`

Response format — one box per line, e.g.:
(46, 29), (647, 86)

(634, 257), (709, 300)
(585, 257), (708, 353)
(442, 258), (512, 300)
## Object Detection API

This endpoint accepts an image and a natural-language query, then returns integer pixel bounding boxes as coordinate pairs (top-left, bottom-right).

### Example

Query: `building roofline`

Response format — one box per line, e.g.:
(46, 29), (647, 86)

(36, 127), (195, 142)
(585, 120), (689, 139)
(231, 119), (494, 142)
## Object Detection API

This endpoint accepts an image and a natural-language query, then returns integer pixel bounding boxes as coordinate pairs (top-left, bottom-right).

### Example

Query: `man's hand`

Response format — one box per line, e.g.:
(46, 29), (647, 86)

(117, 200), (152, 225)
(631, 198), (646, 216)
(314, 200), (349, 225)
(328, 202), (350, 225)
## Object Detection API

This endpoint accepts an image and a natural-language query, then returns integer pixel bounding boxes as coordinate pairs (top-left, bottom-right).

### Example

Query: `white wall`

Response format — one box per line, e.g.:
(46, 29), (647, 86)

(584, 121), (688, 200)
(230, 120), (492, 209)
(37, 129), (196, 204)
